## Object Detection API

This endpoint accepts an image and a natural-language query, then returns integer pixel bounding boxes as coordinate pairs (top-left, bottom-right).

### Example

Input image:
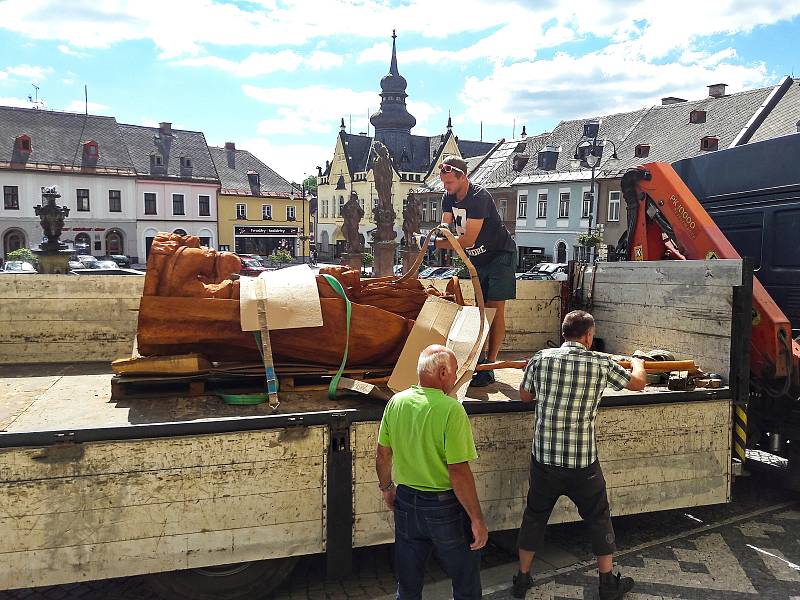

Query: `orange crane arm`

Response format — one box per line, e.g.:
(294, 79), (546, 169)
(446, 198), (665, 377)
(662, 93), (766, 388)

(619, 162), (799, 384)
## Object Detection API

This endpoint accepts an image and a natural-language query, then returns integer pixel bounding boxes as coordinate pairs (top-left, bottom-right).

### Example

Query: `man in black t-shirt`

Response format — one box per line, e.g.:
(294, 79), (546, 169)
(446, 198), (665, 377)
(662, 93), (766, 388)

(435, 155), (517, 387)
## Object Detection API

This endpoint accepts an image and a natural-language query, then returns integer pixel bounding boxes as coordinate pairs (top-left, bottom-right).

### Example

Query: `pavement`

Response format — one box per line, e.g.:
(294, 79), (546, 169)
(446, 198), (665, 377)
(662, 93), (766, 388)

(1, 462), (797, 600)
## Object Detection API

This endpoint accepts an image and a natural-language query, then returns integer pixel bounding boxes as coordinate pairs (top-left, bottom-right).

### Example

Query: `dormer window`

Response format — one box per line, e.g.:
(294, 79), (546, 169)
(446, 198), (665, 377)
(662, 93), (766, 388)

(700, 136), (719, 151)
(635, 144), (650, 158)
(512, 154), (530, 172)
(247, 171), (260, 187)
(153, 154), (163, 166)
(537, 146), (560, 171)
(83, 140), (99, 159)
(15, 135), (32, 153)
(689, 110), (707, 124)
(180, 156), (192, 169)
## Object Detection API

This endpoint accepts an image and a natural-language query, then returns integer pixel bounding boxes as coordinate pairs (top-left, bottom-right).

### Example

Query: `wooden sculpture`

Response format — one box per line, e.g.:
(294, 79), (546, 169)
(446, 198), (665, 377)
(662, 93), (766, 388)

(136, 233), (462, 366)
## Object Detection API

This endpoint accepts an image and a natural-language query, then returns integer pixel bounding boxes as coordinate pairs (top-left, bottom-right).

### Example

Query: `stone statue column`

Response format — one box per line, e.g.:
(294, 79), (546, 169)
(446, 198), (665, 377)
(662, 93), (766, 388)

(340, 190), (365, 271)
(401, 192), (423, 275)
(33, 186), (72, 274)
(370, 141), (398, 277)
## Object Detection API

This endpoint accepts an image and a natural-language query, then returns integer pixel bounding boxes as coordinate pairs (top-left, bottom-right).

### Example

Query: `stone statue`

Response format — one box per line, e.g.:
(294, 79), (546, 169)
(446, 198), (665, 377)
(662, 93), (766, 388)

(341, 191), (365, 254)
(402, 193), (422, 251)
(371, 141), (397, 243)
(34, 186), (70, 251)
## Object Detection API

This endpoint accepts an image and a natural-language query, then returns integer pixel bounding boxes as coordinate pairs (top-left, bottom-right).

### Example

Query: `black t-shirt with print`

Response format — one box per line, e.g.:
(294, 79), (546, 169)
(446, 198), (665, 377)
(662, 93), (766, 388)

(442, 183), (516, 266)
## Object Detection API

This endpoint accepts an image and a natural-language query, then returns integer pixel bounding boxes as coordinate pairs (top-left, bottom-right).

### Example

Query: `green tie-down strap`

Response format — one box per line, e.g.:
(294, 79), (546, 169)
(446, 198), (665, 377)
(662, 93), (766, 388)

(322, 274), (352, 400)
(252, 330), (280, 397)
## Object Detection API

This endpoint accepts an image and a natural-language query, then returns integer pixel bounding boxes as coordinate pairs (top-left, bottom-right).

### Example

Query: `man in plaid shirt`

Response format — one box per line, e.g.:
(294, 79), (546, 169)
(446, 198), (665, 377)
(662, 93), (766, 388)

(511, 310), (647, 600)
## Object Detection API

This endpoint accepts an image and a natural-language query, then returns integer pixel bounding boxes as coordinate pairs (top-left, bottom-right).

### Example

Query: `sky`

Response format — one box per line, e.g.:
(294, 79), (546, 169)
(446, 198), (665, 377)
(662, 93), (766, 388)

(1, 0), (799, 182)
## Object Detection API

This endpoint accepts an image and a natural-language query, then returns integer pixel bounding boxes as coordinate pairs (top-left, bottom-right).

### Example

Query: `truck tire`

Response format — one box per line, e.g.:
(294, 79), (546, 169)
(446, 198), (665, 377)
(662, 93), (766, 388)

(145, 558), (299, 600)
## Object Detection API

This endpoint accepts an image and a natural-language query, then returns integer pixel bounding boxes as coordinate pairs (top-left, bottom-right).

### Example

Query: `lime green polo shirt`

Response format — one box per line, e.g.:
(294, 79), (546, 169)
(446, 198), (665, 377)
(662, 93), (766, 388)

(377, 385), (478, 492)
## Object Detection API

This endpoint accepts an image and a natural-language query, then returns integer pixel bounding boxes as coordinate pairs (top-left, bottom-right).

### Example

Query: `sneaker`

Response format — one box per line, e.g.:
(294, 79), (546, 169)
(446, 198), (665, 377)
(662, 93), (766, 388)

(470, 369), (495, 388)
(511, 571), (533, 598)
(598, 571), (635, 600)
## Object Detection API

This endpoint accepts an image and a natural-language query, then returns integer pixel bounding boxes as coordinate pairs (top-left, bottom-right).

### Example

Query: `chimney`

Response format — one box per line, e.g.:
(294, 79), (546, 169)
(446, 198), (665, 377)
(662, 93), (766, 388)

(224, 141), (236, 151)
(661, 96), (687, 105)
(707, 83), (727, 98)
(159, 122), (172, 136)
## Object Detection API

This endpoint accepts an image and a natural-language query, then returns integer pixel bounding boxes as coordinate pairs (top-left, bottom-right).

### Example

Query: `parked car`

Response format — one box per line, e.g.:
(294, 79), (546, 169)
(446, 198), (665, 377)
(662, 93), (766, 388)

(101, 255), (131, 268)
(531, 262), (568, 281)
(95, 260), (121, 270)
(68, 260), (84, 271)
(76, 255), (101, 269)
(515, 271), (555, 281)
(1, 260), (36, 274)
(240, 257), (269, 277)
(419, 266), (452, 278)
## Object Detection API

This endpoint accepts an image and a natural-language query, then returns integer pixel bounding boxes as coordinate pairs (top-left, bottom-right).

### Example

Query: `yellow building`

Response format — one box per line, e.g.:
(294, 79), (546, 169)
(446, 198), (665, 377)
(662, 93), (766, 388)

(315, 31), (493, 259)
(211, 143), (310, 258)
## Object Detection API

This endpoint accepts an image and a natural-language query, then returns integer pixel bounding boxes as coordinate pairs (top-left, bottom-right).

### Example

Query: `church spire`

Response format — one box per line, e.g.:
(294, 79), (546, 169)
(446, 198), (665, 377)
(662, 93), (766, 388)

(390, 29), (399, 76)
(370, 30), (416, 136)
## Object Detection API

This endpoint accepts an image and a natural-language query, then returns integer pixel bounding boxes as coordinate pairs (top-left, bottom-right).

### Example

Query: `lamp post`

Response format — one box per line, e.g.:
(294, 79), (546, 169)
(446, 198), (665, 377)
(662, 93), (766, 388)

(301, 177), (306, 263)
(571, 121), (619, 262)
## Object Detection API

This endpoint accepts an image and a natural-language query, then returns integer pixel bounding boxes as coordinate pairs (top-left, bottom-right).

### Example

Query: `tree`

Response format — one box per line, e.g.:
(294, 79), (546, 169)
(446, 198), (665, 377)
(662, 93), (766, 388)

(302, 175), (317, 196)
(267, 249), (294, 267)
(7, 248), (37, 266)
(361, 252), (374, 267)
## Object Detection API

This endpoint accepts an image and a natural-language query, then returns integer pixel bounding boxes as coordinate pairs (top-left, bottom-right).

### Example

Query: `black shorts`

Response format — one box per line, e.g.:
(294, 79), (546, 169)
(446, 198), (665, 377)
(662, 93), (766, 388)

(517, 457), (616, 556)
(474, 251), (516, 302)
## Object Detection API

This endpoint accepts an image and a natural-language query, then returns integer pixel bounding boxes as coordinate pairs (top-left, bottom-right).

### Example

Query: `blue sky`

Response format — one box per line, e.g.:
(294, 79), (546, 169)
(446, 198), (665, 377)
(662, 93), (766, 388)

(1, 0), (799, 181)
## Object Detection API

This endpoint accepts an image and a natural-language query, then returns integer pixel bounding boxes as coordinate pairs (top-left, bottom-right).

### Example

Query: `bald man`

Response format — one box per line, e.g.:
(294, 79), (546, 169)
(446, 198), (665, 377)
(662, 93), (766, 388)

(376, 344), (487, 600)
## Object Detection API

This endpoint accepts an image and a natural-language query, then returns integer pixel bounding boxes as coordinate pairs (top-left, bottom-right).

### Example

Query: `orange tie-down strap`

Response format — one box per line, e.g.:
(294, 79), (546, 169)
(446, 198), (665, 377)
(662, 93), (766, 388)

(475, 359), (698, 374)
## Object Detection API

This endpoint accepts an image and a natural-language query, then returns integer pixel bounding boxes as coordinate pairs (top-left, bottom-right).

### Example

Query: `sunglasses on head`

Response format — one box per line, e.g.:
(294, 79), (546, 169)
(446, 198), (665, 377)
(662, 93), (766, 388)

(439, 163), (464, 175)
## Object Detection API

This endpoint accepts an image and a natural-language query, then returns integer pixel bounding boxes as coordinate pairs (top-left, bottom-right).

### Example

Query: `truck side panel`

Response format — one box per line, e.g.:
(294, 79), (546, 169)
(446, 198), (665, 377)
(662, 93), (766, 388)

(0, 426), (327, 589)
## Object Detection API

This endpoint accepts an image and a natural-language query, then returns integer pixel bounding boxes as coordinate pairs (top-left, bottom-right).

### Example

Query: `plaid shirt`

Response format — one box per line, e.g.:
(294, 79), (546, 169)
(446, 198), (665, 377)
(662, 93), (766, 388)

(521, 341), (632, 468)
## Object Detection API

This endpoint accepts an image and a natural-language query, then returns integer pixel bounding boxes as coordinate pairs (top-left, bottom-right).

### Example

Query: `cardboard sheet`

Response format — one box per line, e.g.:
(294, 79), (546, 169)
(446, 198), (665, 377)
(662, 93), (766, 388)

(388, 296), (494, 401)
(239, 265), (323, 331)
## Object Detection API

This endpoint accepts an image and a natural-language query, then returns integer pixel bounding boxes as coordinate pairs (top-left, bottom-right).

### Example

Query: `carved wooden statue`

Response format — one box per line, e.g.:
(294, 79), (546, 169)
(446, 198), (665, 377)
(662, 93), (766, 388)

(371, 141), (397, 242)
(341, 191), (365, 254)
(402, 193), (423, 251)
(136, 233), (463, 367)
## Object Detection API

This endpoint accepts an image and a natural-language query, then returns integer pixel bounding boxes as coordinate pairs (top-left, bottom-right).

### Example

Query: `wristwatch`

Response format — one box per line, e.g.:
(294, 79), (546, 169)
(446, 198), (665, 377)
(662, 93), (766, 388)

(379, 480), (395, 492)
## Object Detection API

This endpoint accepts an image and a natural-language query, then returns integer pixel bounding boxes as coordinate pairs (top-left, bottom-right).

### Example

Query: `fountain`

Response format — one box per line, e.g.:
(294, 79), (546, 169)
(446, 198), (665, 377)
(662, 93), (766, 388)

(32, 186), (72, 274)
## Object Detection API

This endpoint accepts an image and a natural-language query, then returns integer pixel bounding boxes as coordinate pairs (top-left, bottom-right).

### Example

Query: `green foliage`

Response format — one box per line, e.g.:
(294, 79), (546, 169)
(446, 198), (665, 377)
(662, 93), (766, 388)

(361, 252), (374, 267)
(302, 175), (318, 195)
(576, 232), (604, 247)
(7, 248), (37, 266)
(450, 255), (469, 278)
(267, 249), (294, 266)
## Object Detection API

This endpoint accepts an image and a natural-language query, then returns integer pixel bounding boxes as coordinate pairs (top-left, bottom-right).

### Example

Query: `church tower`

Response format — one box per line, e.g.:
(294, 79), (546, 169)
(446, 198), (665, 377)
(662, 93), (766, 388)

(369, 30), (416, 168)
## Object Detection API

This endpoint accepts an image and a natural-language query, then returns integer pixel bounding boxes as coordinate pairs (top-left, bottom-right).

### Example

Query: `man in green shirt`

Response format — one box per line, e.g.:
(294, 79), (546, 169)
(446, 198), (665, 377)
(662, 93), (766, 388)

(376, 344), (488, 600)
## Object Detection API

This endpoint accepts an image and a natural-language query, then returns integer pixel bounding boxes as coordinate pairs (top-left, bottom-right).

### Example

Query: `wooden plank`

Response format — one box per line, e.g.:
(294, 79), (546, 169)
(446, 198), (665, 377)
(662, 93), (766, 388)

(0, 456), (323, 517)
(0, 520), (323, 589)
(593, 260), (742, 287)
(0, 275), (144, 299)
(0, 298), (140, 322)
(0, 341), (135, 365)
(0, 426), (326, 482)
(592, 301), (732, 338)
(0, 376), (61, 432)
(0, 488), (322, 553)
(592, 283), (733, 311)
(0, 320), (137, 344)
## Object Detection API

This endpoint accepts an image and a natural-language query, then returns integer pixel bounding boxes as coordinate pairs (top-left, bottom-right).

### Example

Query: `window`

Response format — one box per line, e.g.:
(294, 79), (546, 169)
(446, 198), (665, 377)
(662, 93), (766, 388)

(172, 193), (185, 215)
(3, 186), (19, 210)
(517, 194), (528, 219)
(430, 202), (438, 223)
(180, 156), (192, 168)
(262, 204), (272, 220)
(582, 191), (592, 219)
(422, 202), (428, 222)
(701, 136), (719, 151)
(108, 190), (121, 212)
(558, 192), (570, 218)
(608, 191), (621, 222)
(635, 144), (650, 158)
(537, 193), (548, 218)
(322, 199), (329, 218)
(76, 189), (90, 211)
(287, 205), (296, 221)
(152, 154), (163, 166)
(198, 195), (210, 216)
(499, 199), (507, 221)
(236, 203), (247, 219)
(144, 192), (157, 215)
(689, 110), (707, 124)
(15, 135), (31, 152)
(338, 195), (344, 218)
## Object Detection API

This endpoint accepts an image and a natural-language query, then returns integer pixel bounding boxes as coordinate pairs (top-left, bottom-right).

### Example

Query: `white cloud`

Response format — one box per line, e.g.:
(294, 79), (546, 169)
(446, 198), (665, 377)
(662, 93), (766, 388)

(3, 64), (54, 81)
(233, 137), (331, 183)
(244, 83), (441, 138)
(0, 95), (35, 108)
(459, 48), (770, 126)
(63, 100), (110, 113)
(306, 51), (345, 70)
(57, 44), (87, 57)
(171, 49), (344, 76)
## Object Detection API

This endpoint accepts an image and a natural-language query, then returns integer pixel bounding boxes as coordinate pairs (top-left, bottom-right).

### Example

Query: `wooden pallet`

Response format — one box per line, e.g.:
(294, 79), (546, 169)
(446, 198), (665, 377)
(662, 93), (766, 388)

(111, 367), (392, 400)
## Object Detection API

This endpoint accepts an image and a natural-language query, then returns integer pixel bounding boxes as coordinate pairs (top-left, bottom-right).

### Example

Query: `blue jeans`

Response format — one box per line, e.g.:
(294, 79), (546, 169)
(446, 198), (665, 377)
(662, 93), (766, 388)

(393, 485), (482, 600)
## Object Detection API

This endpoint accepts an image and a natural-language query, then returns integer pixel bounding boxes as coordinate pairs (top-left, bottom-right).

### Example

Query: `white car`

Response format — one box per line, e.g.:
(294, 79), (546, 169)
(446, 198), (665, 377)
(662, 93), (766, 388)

(1, 260), (36, 274)
(533, 262), (569, 281)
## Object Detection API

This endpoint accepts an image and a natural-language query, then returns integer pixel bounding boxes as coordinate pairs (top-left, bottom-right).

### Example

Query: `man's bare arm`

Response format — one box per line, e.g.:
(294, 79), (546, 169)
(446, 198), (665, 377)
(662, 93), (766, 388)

(519, 385), (536, 403)
(435, 217), (484, 250)
(375, 443), (396, 510)
(448, 461), (488, 550)
(625, 357), (647, 391)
